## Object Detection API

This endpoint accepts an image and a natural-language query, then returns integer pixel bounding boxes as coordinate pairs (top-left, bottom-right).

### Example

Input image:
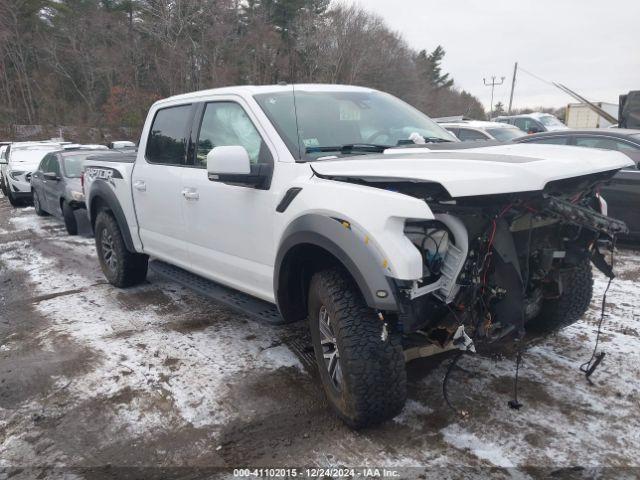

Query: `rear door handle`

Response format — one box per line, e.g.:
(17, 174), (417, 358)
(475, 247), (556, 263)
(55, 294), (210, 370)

(133, 180), (146, 192)
(182, 188), (199, 201)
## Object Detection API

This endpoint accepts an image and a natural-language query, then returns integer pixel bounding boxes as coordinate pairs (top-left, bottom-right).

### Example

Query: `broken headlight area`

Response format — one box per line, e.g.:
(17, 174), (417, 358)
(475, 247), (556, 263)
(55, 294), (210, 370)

(395, 189), (627, 356)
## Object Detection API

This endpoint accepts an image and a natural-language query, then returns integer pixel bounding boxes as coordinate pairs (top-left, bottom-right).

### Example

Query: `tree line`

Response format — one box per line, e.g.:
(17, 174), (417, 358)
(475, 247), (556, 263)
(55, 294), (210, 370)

(0, 0), (486, 132)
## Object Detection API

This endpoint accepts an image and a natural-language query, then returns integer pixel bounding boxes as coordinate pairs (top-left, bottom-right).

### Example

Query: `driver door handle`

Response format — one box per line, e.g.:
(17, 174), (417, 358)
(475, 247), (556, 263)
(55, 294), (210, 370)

(182, 188), (199, 201)
(133, 180), (146, 192)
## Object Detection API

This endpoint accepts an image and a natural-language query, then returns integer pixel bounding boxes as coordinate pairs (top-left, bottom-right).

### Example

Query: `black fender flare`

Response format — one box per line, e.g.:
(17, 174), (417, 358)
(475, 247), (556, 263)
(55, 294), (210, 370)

(274, 214), (399, 314)
(88, 181), (136, 252)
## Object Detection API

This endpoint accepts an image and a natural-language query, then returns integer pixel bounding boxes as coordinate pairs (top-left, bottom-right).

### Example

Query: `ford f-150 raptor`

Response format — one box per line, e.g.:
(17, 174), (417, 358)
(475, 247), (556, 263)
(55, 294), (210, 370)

(83, 84), (632, 427)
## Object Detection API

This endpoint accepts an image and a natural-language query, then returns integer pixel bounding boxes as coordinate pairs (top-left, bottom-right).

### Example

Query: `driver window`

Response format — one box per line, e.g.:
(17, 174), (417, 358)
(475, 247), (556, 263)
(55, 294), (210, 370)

(195, 102), (272, 168)
(39, 155), (52, 172)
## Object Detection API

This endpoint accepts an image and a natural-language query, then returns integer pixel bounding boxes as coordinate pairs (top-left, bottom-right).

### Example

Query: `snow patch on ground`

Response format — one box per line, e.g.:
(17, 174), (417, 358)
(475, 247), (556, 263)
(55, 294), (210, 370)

(1, 236), (308, 438)
(393, 399), (433, 429)
(441, 424), (515, 468)
(258, 344), (304, 371)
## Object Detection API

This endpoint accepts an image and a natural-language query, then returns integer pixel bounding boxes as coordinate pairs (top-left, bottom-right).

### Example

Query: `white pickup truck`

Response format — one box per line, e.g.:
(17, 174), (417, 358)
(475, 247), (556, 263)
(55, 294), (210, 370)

(83, 84), (632, 427)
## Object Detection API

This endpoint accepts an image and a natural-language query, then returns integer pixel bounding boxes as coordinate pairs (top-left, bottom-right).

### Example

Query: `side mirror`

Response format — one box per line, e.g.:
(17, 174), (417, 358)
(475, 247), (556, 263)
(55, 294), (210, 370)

(207, 146), (251, 176)
(43, 172), (60, 181)
(206, 146), (272, 189)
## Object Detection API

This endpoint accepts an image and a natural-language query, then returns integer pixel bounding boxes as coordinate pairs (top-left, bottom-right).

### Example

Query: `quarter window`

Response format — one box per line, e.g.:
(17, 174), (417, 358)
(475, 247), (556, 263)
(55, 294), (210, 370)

(145, 104), (192, 165)
(195, 102), (272, 167)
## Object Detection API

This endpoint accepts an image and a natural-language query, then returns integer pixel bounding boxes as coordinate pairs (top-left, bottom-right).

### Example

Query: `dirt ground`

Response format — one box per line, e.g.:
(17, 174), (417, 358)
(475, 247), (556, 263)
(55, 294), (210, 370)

(1, 194), (639, 480)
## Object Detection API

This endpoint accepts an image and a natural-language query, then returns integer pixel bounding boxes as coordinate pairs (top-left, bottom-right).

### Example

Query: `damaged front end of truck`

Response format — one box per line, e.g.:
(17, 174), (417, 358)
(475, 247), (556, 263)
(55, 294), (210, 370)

(312, 161), (628, 357)
(393, 171), (627, 356)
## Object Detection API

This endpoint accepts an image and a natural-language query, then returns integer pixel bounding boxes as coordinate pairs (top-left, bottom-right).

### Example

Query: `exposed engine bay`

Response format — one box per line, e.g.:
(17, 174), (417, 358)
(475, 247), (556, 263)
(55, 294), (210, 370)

(392, 171), (628, 353)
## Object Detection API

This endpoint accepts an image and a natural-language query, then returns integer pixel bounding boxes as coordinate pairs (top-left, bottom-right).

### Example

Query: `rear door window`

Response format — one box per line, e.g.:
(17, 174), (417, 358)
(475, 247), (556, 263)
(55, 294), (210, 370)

(145, 104), (192, 165)
(514, 118), (531, 131)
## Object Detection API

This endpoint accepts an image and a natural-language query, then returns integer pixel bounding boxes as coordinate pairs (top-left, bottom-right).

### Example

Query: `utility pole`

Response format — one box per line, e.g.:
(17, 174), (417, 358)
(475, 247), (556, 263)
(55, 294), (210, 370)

(508, 62), (518, 114)
(483, 75), (505, 119)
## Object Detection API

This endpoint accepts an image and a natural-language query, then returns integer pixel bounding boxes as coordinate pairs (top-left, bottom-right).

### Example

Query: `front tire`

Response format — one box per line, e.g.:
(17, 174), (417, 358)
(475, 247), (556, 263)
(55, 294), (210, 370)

(62, 201), (78, 235)
(95, 211), (148, 287)
(308, 268), (407, 428)
(530, 258), (593, 333)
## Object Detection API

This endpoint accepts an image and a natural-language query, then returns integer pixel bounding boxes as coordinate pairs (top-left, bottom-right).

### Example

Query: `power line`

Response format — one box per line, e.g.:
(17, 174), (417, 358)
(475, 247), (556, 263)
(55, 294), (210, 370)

(517, 65), (555, 87)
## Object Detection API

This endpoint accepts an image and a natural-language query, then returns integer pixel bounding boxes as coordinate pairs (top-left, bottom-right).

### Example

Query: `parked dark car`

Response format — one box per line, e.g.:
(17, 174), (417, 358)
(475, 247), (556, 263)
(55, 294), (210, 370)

(30, 150), (94, 235)
(516, 129), (640, 240)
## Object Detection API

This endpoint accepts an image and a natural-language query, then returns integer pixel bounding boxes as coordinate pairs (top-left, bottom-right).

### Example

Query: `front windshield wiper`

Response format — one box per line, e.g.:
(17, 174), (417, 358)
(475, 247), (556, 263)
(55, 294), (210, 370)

(305, 137), (454, 156)
(305, 143), (393, 154)
(397, 137), (453, 145)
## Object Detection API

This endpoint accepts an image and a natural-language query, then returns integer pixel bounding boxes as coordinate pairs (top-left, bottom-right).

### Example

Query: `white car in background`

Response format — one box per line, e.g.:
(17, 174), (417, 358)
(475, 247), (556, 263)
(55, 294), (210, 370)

(438, 119), (526, 142)
(494, 112), (569, 133)
(0, 141), (63, 206)
(108, 140), (136, 150)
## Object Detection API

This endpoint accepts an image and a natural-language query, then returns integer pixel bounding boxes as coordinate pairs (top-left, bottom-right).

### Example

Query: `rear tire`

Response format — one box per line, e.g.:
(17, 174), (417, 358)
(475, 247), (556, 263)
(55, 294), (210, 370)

(62, 201), (78, 235)
(95, 210), (148, 287)
(530, 258), (593, 333)
(308, 267), (407, 428)
(33, 190), (48, 216)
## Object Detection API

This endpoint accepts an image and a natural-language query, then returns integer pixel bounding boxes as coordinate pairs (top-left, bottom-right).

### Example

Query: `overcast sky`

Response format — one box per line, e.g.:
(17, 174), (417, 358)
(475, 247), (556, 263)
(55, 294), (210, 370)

(343, 0), (640, 111)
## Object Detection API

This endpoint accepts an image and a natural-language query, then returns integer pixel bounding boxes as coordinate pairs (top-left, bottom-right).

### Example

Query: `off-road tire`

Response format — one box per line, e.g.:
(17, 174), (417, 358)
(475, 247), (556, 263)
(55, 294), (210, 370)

(531, 258), (593, 333)
(33, 190), (48, 216)
(95, 210), (148, 287)
(62, 201), (78, 235)
(308, 268), (407, 428)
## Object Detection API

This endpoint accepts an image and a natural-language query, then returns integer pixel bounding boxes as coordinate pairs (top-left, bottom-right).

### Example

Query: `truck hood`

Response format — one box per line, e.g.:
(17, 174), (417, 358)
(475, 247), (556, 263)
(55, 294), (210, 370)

(310, 144), (634, 197)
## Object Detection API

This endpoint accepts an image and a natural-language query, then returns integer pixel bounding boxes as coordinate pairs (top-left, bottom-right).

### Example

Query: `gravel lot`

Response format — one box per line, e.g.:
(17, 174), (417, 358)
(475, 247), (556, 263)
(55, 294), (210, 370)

(1, 194), (639, 479)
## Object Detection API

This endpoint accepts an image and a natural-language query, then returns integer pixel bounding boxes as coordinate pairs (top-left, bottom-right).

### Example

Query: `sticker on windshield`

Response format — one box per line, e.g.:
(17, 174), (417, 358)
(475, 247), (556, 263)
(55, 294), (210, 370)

(302, 138), (320, 147)
(339, 102), (361, 121)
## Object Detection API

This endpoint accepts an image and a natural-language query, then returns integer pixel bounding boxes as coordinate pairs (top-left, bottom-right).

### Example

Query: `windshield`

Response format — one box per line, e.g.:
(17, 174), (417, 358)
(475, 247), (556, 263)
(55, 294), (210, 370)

(62, 154), (91, 178)
(538, 115), (565, 127)
(254, 89), (457, 160)
(486, 127), (525, 141)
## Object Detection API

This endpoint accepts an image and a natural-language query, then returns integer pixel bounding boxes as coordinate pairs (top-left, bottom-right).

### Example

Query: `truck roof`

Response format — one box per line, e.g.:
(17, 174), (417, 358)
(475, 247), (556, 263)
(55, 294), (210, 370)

(155, 84), (378, 107)
(85, 150), (137, 163)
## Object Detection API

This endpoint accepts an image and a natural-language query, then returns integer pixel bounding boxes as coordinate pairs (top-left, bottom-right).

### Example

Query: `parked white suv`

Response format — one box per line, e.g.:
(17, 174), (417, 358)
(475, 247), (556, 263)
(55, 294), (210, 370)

(1, 142), (63, 206)
(438, 119), (525, 142)
(83, 84), (631, 428)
